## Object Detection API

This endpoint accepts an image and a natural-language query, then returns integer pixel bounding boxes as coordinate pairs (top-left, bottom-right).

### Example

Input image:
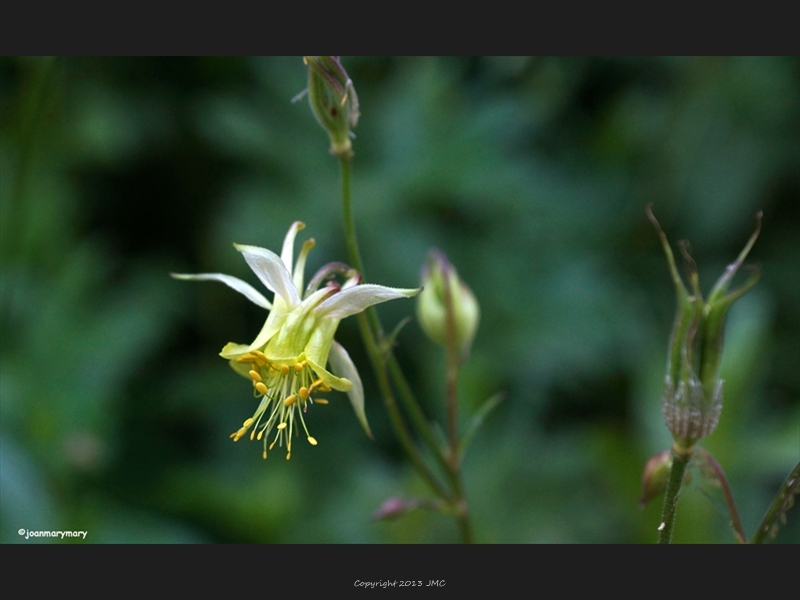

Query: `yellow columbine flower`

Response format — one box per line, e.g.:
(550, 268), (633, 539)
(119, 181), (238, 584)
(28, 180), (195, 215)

(173, 221), (420, 460)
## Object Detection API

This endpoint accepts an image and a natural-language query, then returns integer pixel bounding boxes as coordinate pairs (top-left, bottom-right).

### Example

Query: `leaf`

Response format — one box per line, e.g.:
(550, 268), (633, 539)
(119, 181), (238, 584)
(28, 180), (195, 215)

(379, 316), (413, 357)
(460, 392), (505, 458)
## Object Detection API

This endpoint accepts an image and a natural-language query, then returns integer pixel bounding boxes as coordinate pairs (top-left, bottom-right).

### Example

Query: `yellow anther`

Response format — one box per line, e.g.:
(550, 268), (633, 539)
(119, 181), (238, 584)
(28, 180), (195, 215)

(277, 422), (287, 430)
(243, 418), (254, 428)
(231, 427), (247, 442)
(255, 382), (268, 395)
(284, 395), (297, 407)
(286, 453), (291, 460)
(250, 429), (256, 441)
(294, 362), (304, 372)
(253, 350), (267, 361)
(262, 450), (268, 460)
(314, 399), (329, 405)
(280, 364), (290, 375)
(307, 436), (318, 446)
(235, 356), (253, 364)
(257, 430), (264, 441)
(248, 370), (262, 382)
(269, 441), (277, 450)
(298, 387), (309, 400)
(311, 378), (331, 392)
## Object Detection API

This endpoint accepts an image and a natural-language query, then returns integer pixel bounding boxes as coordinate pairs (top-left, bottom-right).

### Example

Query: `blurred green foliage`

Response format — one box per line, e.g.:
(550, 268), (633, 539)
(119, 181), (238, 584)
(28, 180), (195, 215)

(1, 56), (798, 543)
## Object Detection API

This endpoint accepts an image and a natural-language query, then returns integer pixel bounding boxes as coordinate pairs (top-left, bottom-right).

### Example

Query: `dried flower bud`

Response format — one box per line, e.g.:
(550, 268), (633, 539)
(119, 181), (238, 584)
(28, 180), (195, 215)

(417, 250), (480, 360)
(639, 450), (673, 508)
(304, 56), (359, 159)
(648, 206), (762, 453)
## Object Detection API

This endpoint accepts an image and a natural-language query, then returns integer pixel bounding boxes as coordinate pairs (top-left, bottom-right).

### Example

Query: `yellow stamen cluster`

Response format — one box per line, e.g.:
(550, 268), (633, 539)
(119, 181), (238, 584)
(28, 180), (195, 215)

(230, 350), (330, 459)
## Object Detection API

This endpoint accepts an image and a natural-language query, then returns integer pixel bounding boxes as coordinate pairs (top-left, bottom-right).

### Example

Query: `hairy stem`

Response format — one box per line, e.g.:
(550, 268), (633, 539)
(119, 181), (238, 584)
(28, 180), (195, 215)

(658, 447), (692, 544)
(751, 461), (800, 544)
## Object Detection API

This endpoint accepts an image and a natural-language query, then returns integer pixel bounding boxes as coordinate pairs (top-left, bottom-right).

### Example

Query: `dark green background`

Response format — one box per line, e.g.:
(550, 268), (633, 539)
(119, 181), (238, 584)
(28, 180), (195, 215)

(1, 57), (798, 543)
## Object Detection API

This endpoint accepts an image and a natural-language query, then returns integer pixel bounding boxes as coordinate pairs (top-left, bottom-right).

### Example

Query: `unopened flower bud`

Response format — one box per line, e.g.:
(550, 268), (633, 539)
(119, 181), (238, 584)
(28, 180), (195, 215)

(372, 497), (418, 520)
(648, 206), (762, 453)
(639, 450), (673, 508)
(372, 497), (442, 520)
(304, 56), (359, 159)
(417, 250), (480, 359)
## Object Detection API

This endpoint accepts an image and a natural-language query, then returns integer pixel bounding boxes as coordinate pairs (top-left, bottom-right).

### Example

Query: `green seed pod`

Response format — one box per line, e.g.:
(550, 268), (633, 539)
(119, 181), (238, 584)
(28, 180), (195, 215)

(648, 206), (761, 452)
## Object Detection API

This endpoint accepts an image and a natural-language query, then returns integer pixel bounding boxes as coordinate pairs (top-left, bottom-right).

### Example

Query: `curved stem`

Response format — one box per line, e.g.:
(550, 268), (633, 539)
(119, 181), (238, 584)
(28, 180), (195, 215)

(340, 158), (448, 498)
(338, 156), (474, 541)
(355, 312), (450, 500)
(341, 159), (450, 475)
(341, 159), (454, 482)
(696, 448), (747, 543)
(658, 446), (692, 544)
(386, 356), (459, 488)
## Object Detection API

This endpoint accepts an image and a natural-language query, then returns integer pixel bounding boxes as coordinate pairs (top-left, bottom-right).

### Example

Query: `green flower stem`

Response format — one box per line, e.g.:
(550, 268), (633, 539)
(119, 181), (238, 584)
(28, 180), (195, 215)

(339, 157), (474, 541)
(442, 265), (460, 463)
(658, 446), (692, 544)
(354, 310), (451, 501)
(340, 157), (449, 478)
(441, 268), (473, 543)
(339, 157), (364, 283)
(751, 460), (800, 544)
(339, 157), (457, 484)
(340, 158), (448, 494)
(696, 448), (746, 543)
(386, 356), (459, 485)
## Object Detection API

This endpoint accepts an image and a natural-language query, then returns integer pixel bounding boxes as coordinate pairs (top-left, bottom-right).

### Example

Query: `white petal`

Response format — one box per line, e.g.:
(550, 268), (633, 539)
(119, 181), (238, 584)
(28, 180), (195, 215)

(293, 238), (316, 293)
(314, 284), (421, 321)
(234, 244), (301, 308)
(170, 272), (271, 309)
(280, 221), (305, 271)
(328, 340), (371, 439)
